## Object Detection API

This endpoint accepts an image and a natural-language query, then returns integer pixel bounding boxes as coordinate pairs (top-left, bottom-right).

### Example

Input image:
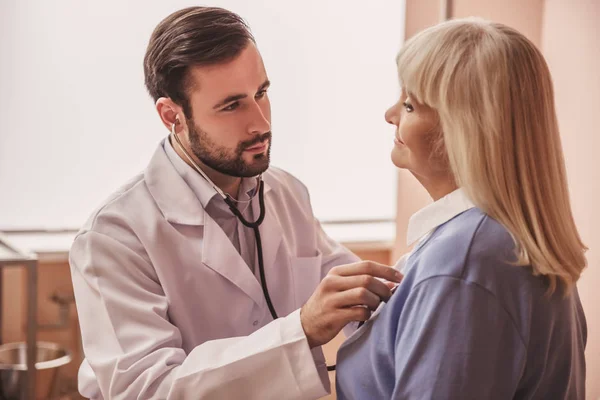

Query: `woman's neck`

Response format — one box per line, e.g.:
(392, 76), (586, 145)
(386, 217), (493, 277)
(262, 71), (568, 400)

(413, 173), (458, 201)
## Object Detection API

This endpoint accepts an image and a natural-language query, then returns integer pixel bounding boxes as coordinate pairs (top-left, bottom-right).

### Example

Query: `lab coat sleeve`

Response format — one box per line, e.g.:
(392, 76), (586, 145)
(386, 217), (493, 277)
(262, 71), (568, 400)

(70, 230), (328, 400)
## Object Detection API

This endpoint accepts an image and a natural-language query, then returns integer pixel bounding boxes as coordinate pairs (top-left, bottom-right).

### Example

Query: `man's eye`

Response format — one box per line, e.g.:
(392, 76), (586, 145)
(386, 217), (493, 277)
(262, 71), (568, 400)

(223, 102), (240, 111)
(255, 90), (267, 99)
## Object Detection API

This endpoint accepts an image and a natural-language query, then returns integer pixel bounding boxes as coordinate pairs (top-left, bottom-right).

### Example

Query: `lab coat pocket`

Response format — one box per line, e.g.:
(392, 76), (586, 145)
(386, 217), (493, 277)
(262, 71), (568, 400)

(290, 253), (323, 307)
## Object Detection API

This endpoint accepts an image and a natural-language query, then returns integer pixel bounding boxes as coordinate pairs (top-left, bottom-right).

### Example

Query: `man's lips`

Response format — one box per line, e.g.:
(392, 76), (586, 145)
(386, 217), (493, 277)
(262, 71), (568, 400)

(245, 140), (269, 152)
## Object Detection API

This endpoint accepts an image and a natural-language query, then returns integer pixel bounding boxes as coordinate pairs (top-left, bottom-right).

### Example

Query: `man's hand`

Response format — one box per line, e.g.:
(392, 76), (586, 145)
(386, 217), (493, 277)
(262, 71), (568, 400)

(300, 261), (403, 348)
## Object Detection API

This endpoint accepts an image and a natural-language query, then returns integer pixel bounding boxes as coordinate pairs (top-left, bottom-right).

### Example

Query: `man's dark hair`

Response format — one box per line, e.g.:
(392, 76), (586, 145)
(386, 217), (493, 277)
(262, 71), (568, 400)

(144, 7), (254, 118)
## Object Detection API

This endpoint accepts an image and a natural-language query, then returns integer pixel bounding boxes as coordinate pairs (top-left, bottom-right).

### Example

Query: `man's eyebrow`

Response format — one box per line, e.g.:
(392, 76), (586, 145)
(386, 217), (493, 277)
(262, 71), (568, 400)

(213, 93), (247, 110)
(258, 79), (271, 91)
(212, 80), (271, 110)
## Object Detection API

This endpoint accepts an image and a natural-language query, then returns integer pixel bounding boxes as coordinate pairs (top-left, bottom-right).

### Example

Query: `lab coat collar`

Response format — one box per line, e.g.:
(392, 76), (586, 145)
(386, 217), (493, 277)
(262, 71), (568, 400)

(145, 141), (205, 225)
(145, 139), (272, 226)
(406, 188), (475, 246)
(163, 136), (219, 209)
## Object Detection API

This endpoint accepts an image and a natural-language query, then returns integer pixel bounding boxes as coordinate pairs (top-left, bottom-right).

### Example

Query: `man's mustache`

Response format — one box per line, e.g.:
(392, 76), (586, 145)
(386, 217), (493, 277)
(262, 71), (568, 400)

(241, 132), (272, 150)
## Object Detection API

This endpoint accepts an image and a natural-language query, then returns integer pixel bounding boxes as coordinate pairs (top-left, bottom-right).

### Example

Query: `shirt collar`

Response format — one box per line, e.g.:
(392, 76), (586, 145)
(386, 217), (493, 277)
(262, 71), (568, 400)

(163, 137), (258, 208)
(406, 188), (475, 246)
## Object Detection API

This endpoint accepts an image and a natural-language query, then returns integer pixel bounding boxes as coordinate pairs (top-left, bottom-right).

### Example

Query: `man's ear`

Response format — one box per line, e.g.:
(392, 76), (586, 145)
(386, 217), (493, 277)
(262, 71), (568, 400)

(156, 98), (184, 133)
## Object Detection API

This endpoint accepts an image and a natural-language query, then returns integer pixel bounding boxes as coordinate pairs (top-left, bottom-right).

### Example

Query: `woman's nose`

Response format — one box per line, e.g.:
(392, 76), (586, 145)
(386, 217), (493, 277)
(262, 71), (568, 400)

(385, 103), (399, 126)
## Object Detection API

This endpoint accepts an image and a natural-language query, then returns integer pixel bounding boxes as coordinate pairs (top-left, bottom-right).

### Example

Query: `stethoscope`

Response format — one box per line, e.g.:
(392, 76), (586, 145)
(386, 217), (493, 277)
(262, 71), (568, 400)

(171, 122), (337, 371)
(170, 122), (279, 321)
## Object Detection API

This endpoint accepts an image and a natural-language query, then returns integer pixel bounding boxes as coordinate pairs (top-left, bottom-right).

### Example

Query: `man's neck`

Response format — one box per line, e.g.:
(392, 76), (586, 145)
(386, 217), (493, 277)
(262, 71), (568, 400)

(204, 168), (242, 199)
(171, 136), (242, 198)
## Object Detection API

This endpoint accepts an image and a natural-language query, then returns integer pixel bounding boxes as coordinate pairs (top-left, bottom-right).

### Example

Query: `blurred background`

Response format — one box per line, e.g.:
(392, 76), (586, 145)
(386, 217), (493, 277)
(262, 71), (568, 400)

(0, 0), (598, 398)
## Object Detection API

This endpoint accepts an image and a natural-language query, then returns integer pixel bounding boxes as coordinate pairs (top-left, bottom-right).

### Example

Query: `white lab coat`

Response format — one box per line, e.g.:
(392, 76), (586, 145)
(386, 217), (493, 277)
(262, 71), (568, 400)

(69, 141), (360, 400)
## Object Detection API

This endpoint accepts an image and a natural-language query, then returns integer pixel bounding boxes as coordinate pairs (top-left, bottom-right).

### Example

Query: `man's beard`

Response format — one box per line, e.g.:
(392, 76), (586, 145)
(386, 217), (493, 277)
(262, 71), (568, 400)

(187, 119), (271, 178)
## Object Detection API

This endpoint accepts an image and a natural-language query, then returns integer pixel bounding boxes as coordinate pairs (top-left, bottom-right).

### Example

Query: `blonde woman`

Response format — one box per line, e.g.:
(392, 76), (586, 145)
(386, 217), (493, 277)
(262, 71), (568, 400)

(335, 18), (587, 399)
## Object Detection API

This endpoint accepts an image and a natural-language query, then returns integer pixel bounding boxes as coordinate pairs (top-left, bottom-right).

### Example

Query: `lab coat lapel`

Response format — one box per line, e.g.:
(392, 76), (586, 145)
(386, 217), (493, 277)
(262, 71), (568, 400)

(202, 211), (265, 307)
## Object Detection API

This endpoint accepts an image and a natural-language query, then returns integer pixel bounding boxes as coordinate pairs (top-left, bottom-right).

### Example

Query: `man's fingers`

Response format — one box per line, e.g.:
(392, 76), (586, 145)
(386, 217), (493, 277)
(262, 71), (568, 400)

(343, 306), (371, 323)
(332, 287), (381, 310)
(328, 275), (393, 301)
(384, 281), (399, 290)
(332, 261), (402, 283)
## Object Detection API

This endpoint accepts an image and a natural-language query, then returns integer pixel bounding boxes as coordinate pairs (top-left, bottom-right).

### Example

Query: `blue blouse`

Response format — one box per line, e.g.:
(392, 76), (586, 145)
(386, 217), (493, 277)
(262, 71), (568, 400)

(335, 208), (587, 399)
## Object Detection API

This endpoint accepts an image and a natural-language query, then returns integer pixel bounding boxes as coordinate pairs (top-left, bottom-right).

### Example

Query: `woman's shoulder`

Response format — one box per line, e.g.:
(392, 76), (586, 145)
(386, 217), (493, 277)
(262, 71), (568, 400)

(432, 207), (514, 253)
(407, 207), (542, 303)
(410, 208), (530, 284)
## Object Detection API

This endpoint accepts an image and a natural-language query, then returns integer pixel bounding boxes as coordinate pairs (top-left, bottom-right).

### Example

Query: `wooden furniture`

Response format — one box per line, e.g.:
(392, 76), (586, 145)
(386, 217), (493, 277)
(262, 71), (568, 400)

(0, 233), (39, 400)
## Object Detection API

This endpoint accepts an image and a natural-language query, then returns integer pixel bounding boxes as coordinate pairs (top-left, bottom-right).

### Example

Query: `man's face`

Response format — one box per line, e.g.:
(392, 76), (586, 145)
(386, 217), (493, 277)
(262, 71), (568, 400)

(185, 42), (272, 177)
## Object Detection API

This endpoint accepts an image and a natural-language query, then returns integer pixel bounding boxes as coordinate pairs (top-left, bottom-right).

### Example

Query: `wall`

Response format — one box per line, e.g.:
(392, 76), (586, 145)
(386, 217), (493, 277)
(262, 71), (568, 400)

(452, 0), (544, 45)
(541, 0), (600, 397)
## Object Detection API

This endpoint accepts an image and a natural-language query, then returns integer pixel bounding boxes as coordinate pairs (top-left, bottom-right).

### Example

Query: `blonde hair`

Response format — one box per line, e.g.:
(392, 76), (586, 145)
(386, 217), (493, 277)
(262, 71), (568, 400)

(397, 18), (587, 293)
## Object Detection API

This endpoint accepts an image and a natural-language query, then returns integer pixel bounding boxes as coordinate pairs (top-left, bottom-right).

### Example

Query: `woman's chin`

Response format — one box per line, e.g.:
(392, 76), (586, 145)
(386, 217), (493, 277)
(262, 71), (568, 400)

(391, 151), (408, 169)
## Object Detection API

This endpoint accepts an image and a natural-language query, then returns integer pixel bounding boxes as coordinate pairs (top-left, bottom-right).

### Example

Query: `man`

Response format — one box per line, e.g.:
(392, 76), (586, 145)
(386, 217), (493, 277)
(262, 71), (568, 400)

(70, 6), (400, 399)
